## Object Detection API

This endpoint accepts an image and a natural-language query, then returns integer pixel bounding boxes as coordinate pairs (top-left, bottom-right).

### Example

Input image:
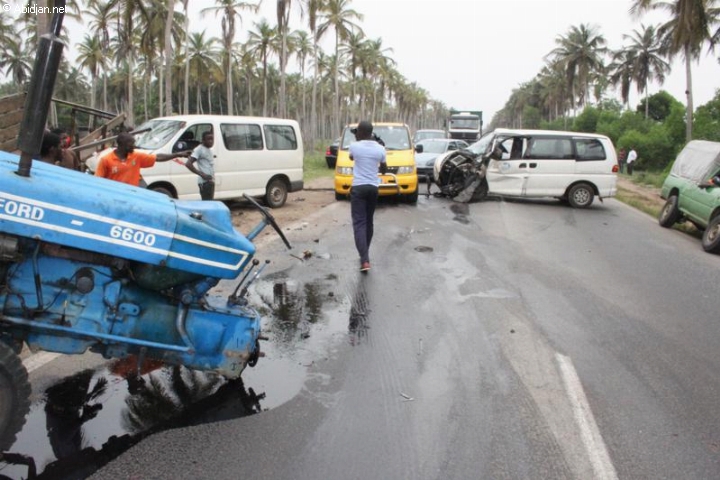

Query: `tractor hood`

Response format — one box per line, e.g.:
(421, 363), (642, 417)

(0, 152), (254, 279)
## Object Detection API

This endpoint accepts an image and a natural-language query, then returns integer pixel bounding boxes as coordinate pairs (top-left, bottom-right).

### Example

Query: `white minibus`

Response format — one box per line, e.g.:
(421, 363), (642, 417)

(87, 115), (304, 208)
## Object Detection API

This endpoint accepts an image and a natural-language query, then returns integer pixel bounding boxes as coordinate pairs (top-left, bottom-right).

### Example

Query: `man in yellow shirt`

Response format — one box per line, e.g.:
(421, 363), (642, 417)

(95, 132), (190, 186)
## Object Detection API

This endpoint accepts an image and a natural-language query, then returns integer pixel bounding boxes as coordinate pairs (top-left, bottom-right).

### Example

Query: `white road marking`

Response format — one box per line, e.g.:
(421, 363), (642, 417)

(22, 351), (61, 373)
(556, 353), (619, 480)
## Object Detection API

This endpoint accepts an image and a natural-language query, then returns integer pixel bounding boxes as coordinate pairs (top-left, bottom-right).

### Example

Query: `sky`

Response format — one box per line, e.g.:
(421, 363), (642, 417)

(193, 0), (720, 123)
(7, 0), (720, 123)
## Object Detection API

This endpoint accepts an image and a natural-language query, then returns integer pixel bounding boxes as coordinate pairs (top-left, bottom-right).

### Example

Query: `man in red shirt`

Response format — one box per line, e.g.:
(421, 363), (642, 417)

(95, 132), (191, 186)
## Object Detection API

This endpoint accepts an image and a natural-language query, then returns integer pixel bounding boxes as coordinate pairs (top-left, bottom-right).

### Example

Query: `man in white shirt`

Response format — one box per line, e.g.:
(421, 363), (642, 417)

(348, 120), (388, 272)
(626, 147), (637, 175)
(185, 131), (216, 200)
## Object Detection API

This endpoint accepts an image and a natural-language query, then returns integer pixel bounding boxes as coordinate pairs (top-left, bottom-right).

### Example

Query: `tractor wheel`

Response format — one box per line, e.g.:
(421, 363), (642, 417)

(0, 341), (31, 451)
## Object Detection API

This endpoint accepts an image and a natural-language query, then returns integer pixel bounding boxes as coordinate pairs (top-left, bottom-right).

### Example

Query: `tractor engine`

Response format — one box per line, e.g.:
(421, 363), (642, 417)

(0, 153), (265, 378)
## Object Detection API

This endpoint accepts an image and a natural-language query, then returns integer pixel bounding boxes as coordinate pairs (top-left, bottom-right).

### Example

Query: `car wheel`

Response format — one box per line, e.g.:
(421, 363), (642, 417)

(0, 341), (31, 452)
(151, 186), (174, 198)
(701, 215), (720, 253)
(658, 195), (681, 228)
(265, 178), (288, 208)
(335, 192), (347, 201)
(326, 158), (336, 169)
(471, 178), (489, 201)
(405, 190), (418, 204)
(567, 183), (594, 208)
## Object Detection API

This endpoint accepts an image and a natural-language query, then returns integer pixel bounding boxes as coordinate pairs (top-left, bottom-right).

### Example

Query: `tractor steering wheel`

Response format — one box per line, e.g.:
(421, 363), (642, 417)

(242, 194), (292, 249)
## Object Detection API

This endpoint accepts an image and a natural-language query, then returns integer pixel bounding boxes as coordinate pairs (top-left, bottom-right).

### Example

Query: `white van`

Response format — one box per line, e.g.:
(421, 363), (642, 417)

(436, 128), (618, 208)
(87, 115), (304, 208)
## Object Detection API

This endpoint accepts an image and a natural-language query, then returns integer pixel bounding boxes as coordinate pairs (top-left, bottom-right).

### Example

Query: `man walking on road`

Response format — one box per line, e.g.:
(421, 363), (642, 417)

(349, 120), (387, 272)
(185, 131), (216, 200)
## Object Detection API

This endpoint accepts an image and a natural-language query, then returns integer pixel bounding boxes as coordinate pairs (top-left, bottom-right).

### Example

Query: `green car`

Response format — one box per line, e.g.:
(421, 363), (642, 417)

(659, 140), (720, 253)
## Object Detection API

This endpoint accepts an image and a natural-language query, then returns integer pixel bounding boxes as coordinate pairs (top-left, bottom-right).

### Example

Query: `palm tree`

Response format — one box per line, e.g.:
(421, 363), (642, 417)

(623, 24), (671, 118)
(2, 39), (32, 92)
(235, 42), (258, 115)
(294, 30), (313, 128)
(247, 19), (277, 117)
(276, 0), (296, 118)
(185, 31), (221, 113)
(107, 0), (149, 126)
(536, 61), (569, 122)
(546, 23), (607, 113)
(86, 0), (116, 112)
(630, 0), (720, 141)
(76, 34), (105, 114)
(181, 0), (191, 114)
(340, 29), (365, 118)
(302, 0), (326, 146)
(360, 38), (393, 120)
(608, 49), (637, 108)
(202, 0), (260, 116)
(317, 0), (363, 135)
(164, 0), (176, 116)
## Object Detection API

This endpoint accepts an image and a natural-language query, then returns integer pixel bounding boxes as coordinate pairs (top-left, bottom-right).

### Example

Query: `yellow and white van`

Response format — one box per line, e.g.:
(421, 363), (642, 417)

(334, 122), (419, 203)
(87, 115), (304, 208)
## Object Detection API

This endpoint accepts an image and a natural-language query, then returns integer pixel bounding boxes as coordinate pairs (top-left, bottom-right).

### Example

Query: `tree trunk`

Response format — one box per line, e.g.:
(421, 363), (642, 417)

(310, 41), (319, 149)
(333, 34), (340, 138)
(183, 0), (190, 114)
(684, 44), (693, 142)
(165, 0), (175, 116)
(279, 32), (287, 118)
(127, 52), (135, 127)
(226, 50), (234, 116)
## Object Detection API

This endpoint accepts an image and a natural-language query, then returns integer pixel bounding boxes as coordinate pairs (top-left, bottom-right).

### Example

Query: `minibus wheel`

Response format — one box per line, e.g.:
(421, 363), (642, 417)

(265, 178), (288, 208)
(567, 183), (594, 208)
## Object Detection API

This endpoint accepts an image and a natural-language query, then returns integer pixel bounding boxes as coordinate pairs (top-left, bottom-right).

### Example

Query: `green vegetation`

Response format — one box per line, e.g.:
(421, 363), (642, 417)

(490, 0), (720, 175)
(0, 0), (450, 149)
(304, 151), (332, 182)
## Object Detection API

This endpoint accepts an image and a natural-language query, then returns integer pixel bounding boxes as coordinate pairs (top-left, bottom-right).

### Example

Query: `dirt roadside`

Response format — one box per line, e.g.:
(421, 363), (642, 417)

(228, 176), (337, 239)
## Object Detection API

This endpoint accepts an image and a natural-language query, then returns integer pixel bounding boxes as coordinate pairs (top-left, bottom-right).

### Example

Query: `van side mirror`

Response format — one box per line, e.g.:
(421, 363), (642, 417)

(415, 144), (424, 153)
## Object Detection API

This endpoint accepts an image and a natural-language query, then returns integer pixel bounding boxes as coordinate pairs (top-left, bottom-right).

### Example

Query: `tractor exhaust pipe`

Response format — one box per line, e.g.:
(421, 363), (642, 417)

(16, 1), (66, 177)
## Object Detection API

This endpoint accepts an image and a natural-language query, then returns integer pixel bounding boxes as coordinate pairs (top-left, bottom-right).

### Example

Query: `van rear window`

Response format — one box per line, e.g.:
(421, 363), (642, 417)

(264, 125), (298, 150)
(575, 139), (607, 161)
(220, 123), (263, 150)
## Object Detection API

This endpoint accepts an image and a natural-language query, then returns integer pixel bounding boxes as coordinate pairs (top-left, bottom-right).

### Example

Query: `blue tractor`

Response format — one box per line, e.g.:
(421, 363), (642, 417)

(0, 3), (291, 450)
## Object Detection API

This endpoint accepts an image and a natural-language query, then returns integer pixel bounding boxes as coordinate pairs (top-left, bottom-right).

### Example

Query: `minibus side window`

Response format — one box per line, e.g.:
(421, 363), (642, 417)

(220, 123), (263, 150)
(264, 125), (298, 150)
(575, 139), (607, 161)
(524, 138), (573, 160)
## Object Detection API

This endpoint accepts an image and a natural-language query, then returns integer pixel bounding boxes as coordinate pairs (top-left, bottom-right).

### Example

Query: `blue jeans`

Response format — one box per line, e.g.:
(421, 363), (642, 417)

(350, 184), (378, 263)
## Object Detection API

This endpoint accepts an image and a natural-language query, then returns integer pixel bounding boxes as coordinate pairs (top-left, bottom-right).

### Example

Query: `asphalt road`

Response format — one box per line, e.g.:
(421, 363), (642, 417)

(83, 193), (720, 480)
(8, 192), (720, 479)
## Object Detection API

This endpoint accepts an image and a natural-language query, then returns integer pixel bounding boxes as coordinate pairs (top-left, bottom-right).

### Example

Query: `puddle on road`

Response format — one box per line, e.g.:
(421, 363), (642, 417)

(0, 275), (358, 480)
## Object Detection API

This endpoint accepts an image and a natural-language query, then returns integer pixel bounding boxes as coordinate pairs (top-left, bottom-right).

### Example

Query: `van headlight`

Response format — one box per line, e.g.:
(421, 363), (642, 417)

(396, 166), (414, 174)
(337, 167), (353, 175)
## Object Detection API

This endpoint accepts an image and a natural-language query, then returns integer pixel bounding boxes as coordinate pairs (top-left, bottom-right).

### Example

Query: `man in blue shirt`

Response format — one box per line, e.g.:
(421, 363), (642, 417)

(349, 120), (388, 272)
